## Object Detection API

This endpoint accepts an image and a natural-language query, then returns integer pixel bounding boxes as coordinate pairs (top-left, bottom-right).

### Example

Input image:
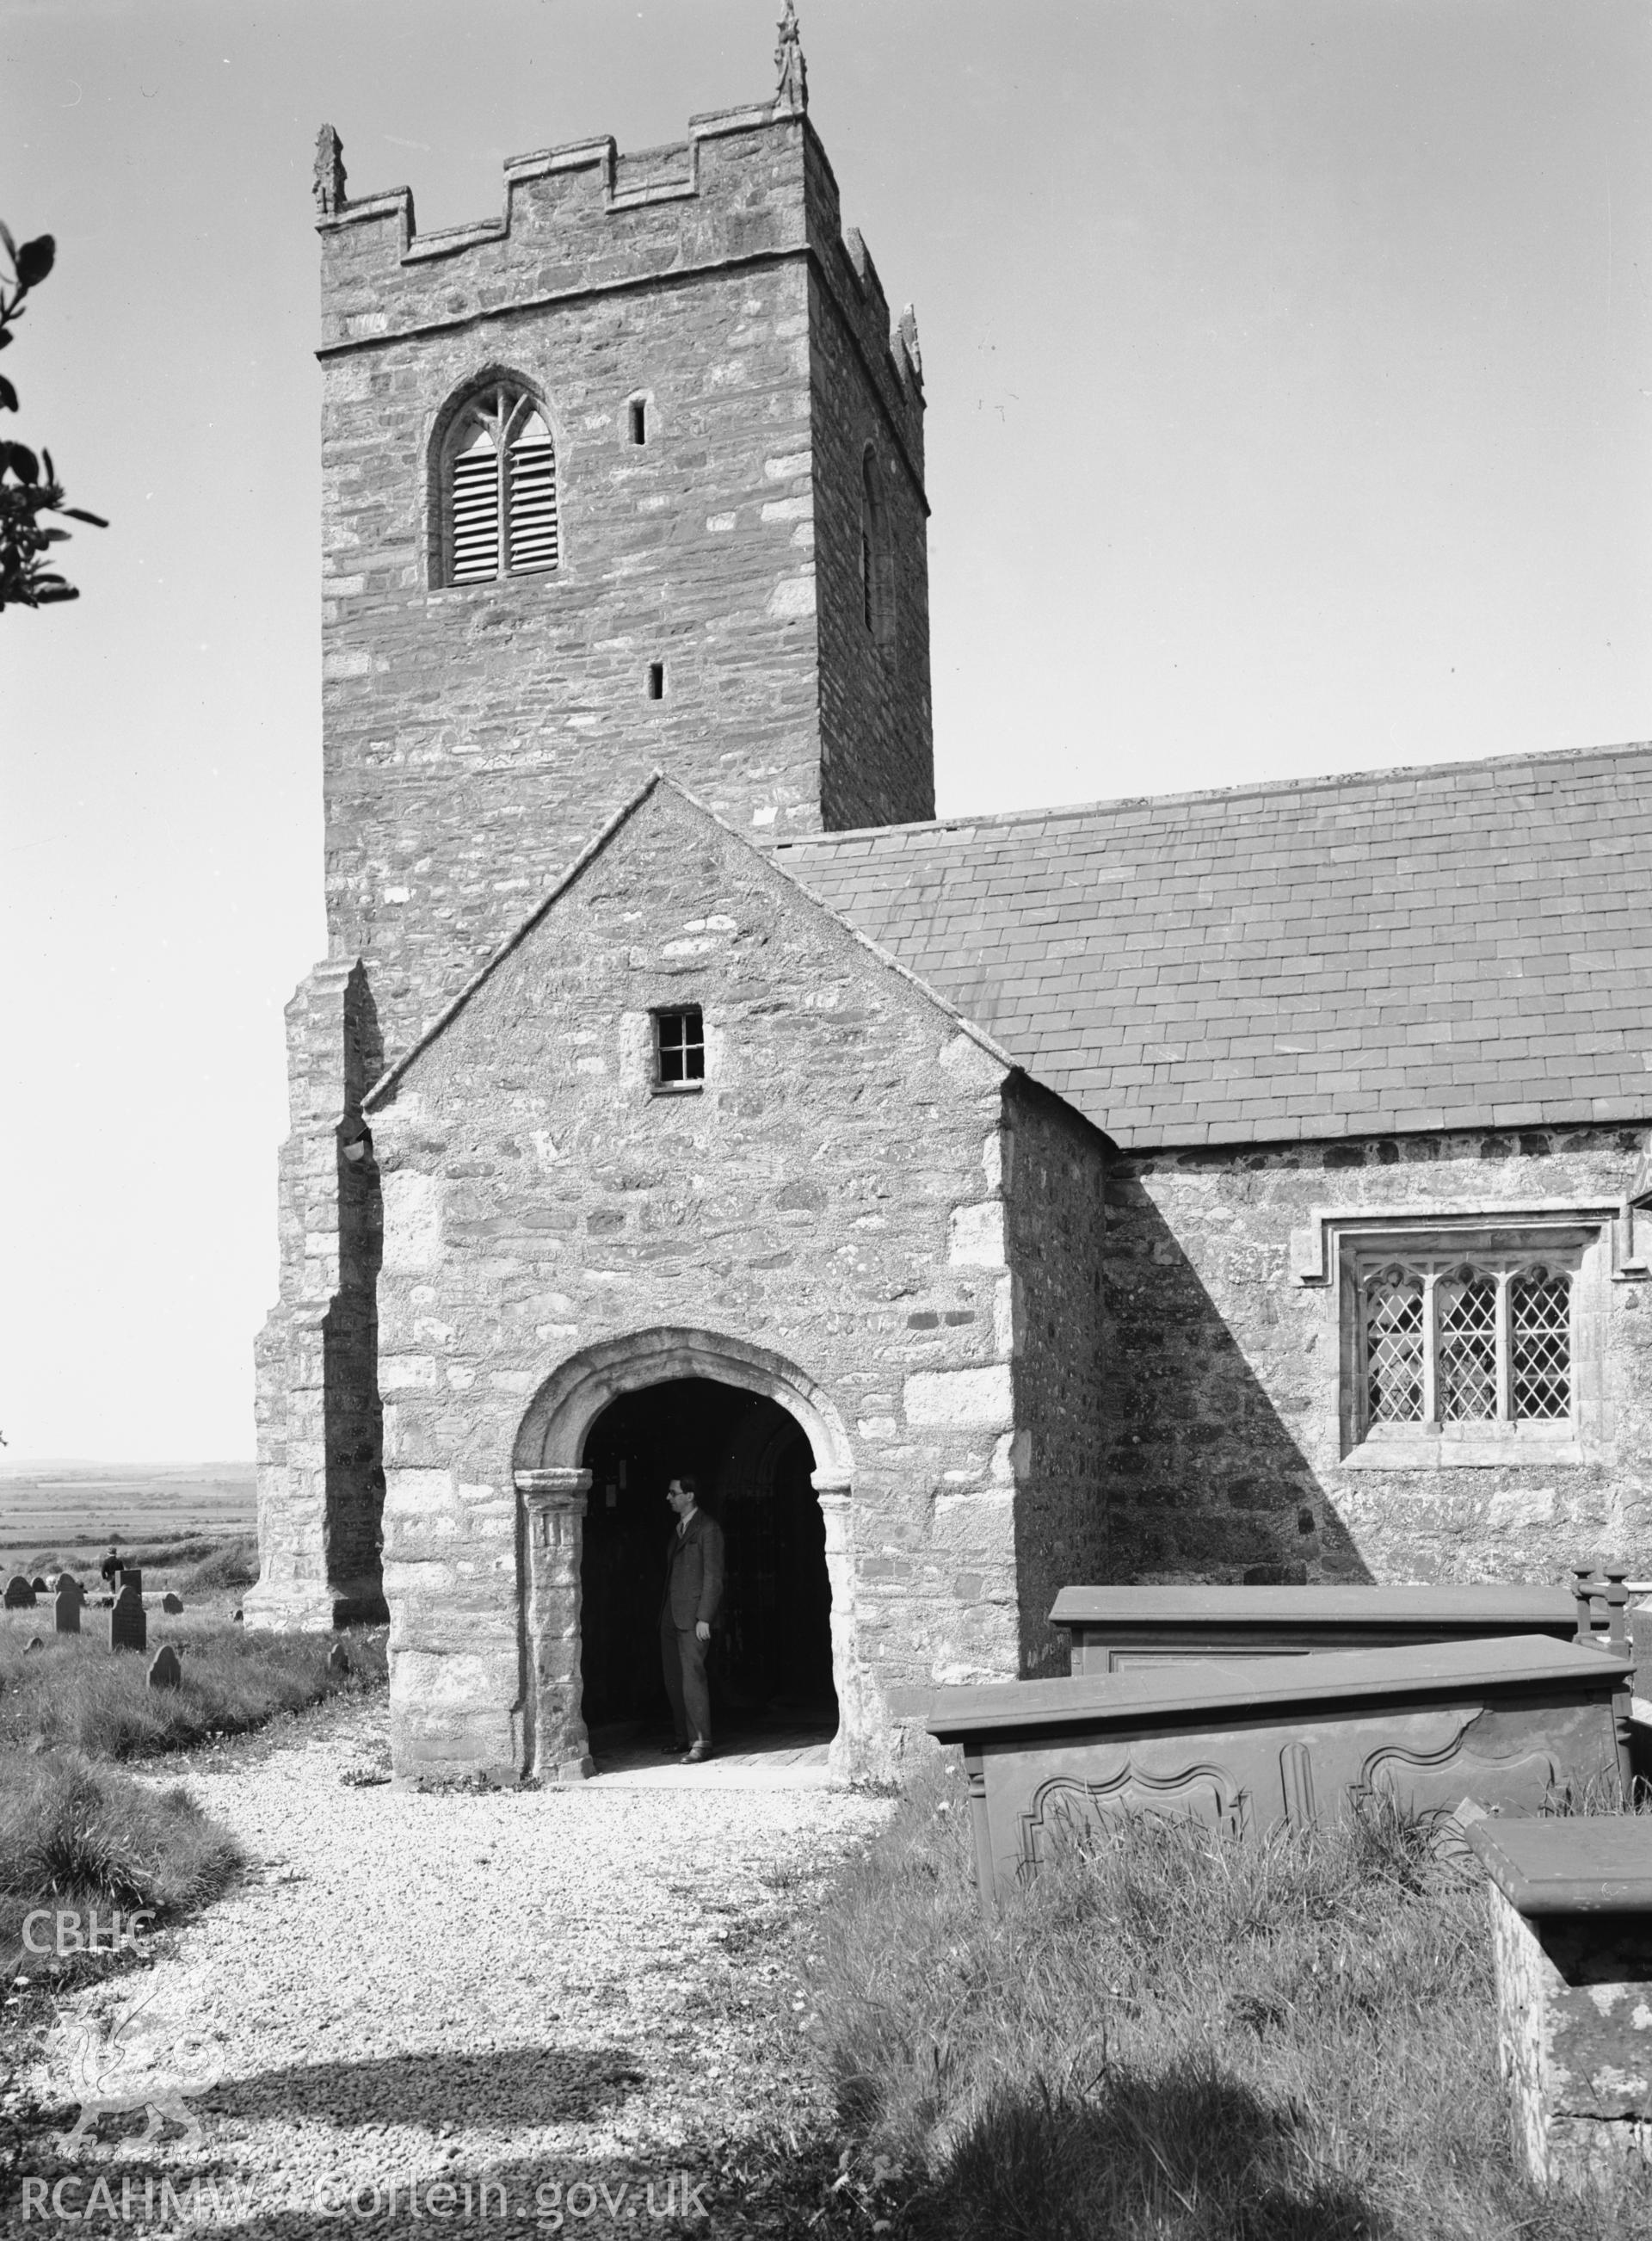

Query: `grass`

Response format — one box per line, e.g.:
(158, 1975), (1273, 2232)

(0, 1617), (386, 1760)
(0, 1557), (387, 2009)
(803, 1758), (1652, 2241)
(178, 1534), (259, 1591)
(19, 1533), (260, 1592)
(0, 1753), (244, 1972)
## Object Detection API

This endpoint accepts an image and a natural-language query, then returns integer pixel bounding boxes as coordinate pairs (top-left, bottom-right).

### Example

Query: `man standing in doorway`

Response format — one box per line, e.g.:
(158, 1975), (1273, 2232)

(661, 1475), (724, 1763)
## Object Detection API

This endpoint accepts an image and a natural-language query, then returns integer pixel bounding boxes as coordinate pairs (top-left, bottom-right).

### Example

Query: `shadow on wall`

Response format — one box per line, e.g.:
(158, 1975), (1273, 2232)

(1103, 1169), (1372, 1585)
(326, 969), (387, 1625)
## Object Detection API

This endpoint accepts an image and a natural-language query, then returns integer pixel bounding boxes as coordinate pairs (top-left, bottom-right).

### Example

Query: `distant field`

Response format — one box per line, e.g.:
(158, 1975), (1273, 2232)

(0, 1460), (256, 1571)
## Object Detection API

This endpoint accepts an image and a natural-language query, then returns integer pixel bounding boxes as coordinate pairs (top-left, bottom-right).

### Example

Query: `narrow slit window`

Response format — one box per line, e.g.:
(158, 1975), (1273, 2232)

(646, 661), (664, 701)
(654, 1007), (704, 1089)
(628, 398), (648, 446)
(860, 444), (894, 646)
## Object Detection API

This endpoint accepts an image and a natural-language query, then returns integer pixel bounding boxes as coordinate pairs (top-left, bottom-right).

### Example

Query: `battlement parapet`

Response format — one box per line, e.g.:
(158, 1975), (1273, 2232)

(316, 101), (922, 464)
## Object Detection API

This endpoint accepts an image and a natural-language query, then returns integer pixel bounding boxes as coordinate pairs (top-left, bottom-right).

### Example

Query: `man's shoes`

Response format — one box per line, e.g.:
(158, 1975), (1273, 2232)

(682, 1741), (712, 1764)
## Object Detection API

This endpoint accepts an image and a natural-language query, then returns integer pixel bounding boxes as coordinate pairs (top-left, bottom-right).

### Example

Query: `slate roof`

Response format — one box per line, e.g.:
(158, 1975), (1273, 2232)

(774, 742), (1652, 1150)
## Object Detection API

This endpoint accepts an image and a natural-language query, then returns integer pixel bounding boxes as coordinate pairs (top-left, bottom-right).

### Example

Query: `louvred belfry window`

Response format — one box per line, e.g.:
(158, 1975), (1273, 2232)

(1357, 1254), (1575, 1433)
(443, 386), (558, 585)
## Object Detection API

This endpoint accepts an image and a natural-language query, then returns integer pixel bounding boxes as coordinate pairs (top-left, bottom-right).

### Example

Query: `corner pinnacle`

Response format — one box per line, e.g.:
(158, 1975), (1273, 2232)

(774, 1), (807, 114)
(313, 125), (347, 218)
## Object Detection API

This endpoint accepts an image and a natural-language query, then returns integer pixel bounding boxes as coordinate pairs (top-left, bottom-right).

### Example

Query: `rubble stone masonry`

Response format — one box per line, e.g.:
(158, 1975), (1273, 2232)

(1105, 1127), (1652, 1589)
(259, 93), (935, 1636)
(361, 783), (1106, 1780)
(317, 101), (931, 1065)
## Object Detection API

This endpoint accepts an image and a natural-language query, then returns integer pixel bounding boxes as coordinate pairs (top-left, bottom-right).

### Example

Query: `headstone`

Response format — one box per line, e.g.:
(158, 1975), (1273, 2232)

(52, 1573), (84, 1602)
(327, 1642), (352, 1676)
(162, 1592), (183, 1614)
(29, 1576), (47, 1594)
(116, 1567), (144, 1596)
(146, 1644), (182, 1691)
(53, 1586), (80, 1635)
(3, 1575), (37, 1608)
(109, 1584), (146, 1654)
(23, 1637), (42, 1654)
(231, 1608), (244, 1624)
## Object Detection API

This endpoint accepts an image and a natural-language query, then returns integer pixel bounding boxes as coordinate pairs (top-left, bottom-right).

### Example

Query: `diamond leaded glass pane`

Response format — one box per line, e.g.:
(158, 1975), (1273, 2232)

(1365, 1269), (1424, 1423)
(1437, 1269), (1498, 1422)
(1511, 1269), (1571, 1422)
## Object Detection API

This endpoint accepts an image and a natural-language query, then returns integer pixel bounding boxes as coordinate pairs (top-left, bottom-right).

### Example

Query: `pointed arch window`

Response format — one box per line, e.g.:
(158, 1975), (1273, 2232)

(441, 385), (558, 585)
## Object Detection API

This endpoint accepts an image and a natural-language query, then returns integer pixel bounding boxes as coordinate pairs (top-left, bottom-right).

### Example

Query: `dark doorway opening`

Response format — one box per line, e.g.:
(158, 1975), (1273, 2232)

(579, 1377), (837, 1758)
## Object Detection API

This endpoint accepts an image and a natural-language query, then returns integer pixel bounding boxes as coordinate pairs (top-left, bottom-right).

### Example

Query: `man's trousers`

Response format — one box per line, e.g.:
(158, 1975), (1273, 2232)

(660, 1611), (712, 1748)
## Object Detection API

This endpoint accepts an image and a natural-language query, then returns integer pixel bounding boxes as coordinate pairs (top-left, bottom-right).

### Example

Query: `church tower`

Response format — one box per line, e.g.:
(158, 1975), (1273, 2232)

(250, 17), (934, 1627)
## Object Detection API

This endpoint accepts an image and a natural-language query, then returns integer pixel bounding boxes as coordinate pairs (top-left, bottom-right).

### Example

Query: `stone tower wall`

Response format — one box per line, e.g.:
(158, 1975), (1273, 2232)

(256, 82), (935, 1635)
(317, 100), (931, 1065)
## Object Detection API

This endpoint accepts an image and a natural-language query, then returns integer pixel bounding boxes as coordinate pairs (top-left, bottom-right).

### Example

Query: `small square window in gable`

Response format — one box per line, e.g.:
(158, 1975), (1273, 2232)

(652, 1005), (705, 1094)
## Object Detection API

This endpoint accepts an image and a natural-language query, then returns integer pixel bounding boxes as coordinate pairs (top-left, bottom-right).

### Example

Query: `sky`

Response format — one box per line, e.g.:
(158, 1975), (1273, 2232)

(2, 0), (1649, 1463)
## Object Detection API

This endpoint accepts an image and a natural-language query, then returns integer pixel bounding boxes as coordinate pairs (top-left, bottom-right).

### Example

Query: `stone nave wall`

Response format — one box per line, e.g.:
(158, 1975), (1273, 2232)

(1002, 1081), (1110, 1674)
(1104, 1126), (1652, 1588)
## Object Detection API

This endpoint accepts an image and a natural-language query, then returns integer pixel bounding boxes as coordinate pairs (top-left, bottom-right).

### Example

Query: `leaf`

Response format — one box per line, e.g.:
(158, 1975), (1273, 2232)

(0, 376), (15, 411)
(61, 507), (108, 527)
(40, 447), (52, 480)
(7, 442), (37, 483)
(15, 236), (54, 288)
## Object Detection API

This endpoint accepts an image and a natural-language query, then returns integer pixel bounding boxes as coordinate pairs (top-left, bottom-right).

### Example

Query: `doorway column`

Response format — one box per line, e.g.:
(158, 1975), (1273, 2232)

(815, 1474), (878, 1781)
(517, 1467), (594, 1782)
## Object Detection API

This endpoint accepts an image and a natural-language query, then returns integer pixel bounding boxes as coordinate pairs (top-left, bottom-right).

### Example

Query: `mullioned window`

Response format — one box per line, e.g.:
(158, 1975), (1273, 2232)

(440, 384), (558, 585)
(1359, 1253), (1573, 1432)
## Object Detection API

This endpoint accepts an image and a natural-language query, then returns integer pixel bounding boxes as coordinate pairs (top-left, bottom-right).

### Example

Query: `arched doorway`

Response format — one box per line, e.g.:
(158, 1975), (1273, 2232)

(511, 1326), (866, 1783)
(578, 1379), (836, 1750)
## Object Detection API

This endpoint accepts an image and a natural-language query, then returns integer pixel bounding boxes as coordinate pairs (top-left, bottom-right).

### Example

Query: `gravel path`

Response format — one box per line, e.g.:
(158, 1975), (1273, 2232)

(9, 1692), (894, 2236)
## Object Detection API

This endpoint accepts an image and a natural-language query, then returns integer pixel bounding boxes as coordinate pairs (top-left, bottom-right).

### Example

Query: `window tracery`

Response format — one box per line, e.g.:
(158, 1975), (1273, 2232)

(1357, 1250), (1575, 1435)
(441, 384), (558, 585)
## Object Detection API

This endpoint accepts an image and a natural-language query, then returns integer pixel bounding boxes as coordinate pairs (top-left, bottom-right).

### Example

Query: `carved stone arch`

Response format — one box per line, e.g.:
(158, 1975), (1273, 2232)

(424, 366), (564, 588)
(513, 1324), (854, 1482)
(512, 1327), (874, 1787)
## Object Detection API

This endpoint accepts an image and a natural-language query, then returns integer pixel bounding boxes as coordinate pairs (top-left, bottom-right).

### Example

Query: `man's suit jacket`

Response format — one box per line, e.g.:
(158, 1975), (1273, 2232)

(661, 1508), (724, 1628)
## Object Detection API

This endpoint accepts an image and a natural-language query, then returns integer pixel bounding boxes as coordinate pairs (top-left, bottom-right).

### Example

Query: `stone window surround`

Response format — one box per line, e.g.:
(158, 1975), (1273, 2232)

(423, 367), (566, 594)
(1291, 1200), (1648, 1471)
(650, 1003), (704, 1094)
(509, 1324), (871, 1784)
